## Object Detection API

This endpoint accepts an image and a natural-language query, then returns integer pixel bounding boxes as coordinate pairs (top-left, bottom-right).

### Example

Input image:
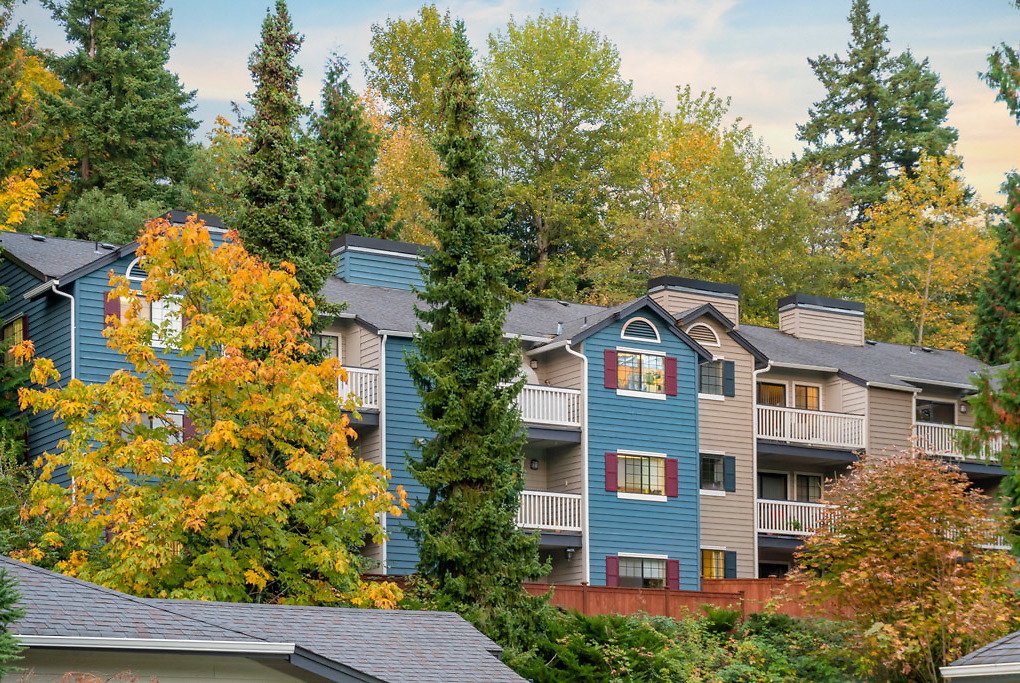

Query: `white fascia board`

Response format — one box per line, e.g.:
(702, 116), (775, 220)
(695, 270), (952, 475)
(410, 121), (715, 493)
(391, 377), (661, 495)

(940, 661), (1020, 678)
(17, 635), (295, 655)
(769, 361), (839, 373)
(23, 279), (59, 300)
(375, 329), (414, 338)
(526, 340), (571, 356)
(866, 381), (921, 393)
(892, 375), (976, 391)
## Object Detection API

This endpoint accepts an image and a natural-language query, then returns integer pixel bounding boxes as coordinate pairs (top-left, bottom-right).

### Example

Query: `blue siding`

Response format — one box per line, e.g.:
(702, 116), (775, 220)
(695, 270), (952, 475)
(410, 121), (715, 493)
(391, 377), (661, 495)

(585, 309), (702, 590)
(382, 336), (431, 573)
(337, 250), (424, 291)
(0, 261), (73, 471)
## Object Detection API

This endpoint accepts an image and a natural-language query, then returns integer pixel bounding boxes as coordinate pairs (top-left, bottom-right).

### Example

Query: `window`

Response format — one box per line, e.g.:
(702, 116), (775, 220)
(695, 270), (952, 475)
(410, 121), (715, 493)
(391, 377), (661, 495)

(757, 382), (786, 406)
(699, 360), (724, 395)
(122, 412), (186, 450)
(795, 474), (823, 502)
(621, 318), (660, 343)
(312, 333), (340, 359)
(700, 454), (724, 491)
(758, 472), (788, 500)
(701, 550), (725, 579)
(2, 316), (25, 366)
(619, 454), (665, 495)
(617, 352), (664, 394)
(148, 297), (182, 348)
(619, 557), (666, 588)
(794, 384), (820, 411)
(916, 399), (954, 425)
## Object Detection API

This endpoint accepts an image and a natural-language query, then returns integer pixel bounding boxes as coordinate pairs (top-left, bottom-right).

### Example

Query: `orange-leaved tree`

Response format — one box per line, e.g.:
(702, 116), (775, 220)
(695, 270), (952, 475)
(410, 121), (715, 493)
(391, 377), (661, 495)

(791, 450), (1019, 683)
(16, 216), (405, 607)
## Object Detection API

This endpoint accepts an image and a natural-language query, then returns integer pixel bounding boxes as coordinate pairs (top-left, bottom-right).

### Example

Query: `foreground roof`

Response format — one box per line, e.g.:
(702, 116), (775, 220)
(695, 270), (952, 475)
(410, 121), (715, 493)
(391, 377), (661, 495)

(739, 324), (984, 392)
(1, 556), (521, 683)
(942, 629), (1020, 680)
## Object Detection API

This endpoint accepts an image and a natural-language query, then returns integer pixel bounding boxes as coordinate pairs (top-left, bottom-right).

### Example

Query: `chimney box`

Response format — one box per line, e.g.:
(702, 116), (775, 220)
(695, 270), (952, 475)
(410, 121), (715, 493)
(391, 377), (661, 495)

(778, 294), (865, 346)
(647, 276), (740, 326)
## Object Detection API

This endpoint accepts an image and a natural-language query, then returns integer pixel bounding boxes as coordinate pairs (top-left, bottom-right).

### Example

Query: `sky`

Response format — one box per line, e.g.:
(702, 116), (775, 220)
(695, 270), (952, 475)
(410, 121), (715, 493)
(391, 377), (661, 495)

(14, 0), (1020, 203)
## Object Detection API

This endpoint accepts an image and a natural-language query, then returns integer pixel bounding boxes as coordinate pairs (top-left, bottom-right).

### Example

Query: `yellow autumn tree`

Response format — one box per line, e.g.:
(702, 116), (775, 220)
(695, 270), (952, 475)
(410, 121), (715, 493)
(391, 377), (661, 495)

(16, 216), (405, 607)
(847, 152), (994, 351)
(362, 88), (442, 245)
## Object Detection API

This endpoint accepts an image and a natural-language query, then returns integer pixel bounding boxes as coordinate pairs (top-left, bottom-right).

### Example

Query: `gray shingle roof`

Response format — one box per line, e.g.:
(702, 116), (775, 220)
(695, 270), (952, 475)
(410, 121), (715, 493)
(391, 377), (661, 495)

(947, 628), (1020, 668)
(739, 324), (985, 391)
(1, 556), (523, 682)
(0, 231), (122, 281)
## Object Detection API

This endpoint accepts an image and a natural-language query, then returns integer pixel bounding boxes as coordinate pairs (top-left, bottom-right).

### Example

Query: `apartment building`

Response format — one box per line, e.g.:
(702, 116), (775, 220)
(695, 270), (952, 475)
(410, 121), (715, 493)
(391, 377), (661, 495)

(0, 224), (1002, 586)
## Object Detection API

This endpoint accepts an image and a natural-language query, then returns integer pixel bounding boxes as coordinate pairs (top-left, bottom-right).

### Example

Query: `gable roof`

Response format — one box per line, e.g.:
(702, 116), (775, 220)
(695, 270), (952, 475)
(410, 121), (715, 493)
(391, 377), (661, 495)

(675, 303), (769, 366)
(1, 556), (522, 683)
(739, 324), (985, 392)
(942, 628), (1020, 680)
(0, 231), (132, 282)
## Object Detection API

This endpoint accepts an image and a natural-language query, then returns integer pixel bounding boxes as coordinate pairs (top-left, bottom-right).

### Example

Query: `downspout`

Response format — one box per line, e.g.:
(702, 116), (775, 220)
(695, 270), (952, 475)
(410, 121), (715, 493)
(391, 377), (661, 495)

(379, 333), (388, 574)
(23, 281), (75, 380)
(563, 341), (590, 585)
(751, 360), (772, 577)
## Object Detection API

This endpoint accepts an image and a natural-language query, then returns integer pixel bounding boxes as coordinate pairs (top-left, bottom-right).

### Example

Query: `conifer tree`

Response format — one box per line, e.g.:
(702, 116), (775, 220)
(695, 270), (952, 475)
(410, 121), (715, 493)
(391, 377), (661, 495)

(797, 0), (956, 223)
(236, 0), (331, 299)
(971, 176), (1020, 365)
(312, 54), (392, 239)
(407, 22), (546, 633)
(44, 0), (197, 208)
(0, 1), (27, 179)
(0, 569), (24, 677)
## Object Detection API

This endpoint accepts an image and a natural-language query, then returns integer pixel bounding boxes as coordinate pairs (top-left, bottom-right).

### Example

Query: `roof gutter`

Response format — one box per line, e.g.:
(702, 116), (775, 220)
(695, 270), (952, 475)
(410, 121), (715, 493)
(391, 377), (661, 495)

(866, 381), (920, 393)
(891, 375), (977, 392)
(769, 361), (839, 373)
(941, 661), (1020, 679)
(24, 279), (76, 380)
(526, 339), (572, 357)
(17, 635), (295, 655)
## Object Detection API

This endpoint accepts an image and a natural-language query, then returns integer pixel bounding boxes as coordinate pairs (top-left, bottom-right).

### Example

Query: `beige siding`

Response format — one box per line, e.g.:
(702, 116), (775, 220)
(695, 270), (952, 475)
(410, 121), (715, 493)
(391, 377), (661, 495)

(545, 444), (584, 495)
(867, 387), (914, 453)
(533, 347), (583, 389)
(356, 324), (381, 369)
(540, 550), (584, 584)
(523, 449), (548, 490)
(778, 308), (864, 346)
(696, 316), (756, 578)
(19, 649), (323, 682)
(842, 382), (868, 416)
(649, 289), (739, 324)
(354, 423), (382, 466)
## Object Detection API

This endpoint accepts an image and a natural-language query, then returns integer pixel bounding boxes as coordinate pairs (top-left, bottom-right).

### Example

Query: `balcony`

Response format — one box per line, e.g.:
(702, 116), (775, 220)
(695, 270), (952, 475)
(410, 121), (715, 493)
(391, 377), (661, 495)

(757, 499), (834, 536)
(757, 405), (866, 451)
(913, 422), (1001, 462)
(517, 490), (582, 533)
(517, 384), (581, 428)
(339, 367), (380, 410)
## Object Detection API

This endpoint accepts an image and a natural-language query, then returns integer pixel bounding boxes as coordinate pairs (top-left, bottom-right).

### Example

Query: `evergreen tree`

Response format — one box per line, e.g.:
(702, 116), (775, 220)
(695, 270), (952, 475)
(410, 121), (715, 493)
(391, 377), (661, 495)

(44, 0), (197, 209)
(797, 0), (956, 223)
(0, 569), (25, 677)
(407, 22), (546, 637)
(970, 176), (1020, 364)
(236, 0), (331, 299)
(312, 54), (392, 239)
(0, 1), (27, 179)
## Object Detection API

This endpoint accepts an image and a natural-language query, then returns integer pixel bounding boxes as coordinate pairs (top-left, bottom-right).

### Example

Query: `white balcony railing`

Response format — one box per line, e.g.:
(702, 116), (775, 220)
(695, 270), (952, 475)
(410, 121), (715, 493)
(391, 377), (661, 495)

(913, 422), (1002, 462)
(757, 405), (866, 450)
(339, 367), (380, 410)
(517, 490), (582, 532)
(757, 499), (835, 536)
(517, 384), (582, 428)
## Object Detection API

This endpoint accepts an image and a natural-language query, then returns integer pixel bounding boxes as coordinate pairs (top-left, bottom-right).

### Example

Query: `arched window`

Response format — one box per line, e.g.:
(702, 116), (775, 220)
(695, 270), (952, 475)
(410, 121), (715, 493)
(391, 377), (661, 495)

(621, 317), (660, 343)
(685, 322), (720, 347)
(125, 257), (148, 282)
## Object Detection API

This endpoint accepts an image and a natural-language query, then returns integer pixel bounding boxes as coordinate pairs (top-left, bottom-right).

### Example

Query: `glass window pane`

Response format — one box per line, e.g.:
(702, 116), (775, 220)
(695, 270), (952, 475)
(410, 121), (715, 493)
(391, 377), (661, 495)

(757, 382), (786, 406)
(700, 455), (723, 490)
(619, 455), (665, 495)
(795, 474), (823, 502)
(617, 352), (641, 391)
(699, 361), (724, 395)
(915, 399), (954, 425)
(313, 334), (340, 359)
(701, 549), (724, 579)
(794, 385), (819, 411)
(642, 354), (664, 394)
(759, 472), (788, 500)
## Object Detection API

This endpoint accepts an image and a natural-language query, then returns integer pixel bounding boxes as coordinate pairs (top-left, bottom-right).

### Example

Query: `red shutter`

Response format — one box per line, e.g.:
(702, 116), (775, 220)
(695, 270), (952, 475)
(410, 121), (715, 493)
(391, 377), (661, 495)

(104, 292), (121, 328)
(604, 349), (618, 389)
(665, 356), (677, 396)
(665, 458), (678, 497)
(605, 452), (619, 492)
(666, 559), (680, 590)
(181, 415), (196, 441)
(606, 556), (619, 587)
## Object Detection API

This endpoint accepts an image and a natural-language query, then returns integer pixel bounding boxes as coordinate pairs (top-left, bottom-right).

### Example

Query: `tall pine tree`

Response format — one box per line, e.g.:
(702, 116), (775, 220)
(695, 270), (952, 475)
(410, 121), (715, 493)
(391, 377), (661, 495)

(236, 0), (331, 299)
(0, 568), (24, 677)
(407, 21), (546, 636)
(797, 0), (956, 223)
(44, 0), (197, 209)
(311, 54), (392, 240)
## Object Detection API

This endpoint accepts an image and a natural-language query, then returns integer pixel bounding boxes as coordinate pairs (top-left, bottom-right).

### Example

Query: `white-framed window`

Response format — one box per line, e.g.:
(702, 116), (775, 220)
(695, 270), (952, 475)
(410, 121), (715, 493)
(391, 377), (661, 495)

(700, 453), (724, 492)
(148, 296), (182, 348)
(312, 333), (341, 359)
(757, 380), (823, 411)
(757, 381), (786, 406)
(685, 322), (720, 347)
(698, 359), (724, 396)
(794, 383), (821, 411)
(621, 317), (661, 343)
(618, 555), (667, 588)
(915, 397), (955, 425)
(701, 548), (726, 579)
(618, 451), (666, 497)
(617, 350), (665, 395)
(795, 473), (823, 502)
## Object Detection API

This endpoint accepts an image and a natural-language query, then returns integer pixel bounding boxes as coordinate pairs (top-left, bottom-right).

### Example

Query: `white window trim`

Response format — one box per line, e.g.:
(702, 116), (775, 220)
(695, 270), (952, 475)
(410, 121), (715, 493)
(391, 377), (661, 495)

(698, 393), (725, 401)
(616, 450), (669, 502)
(701, 545), (727, 551)
(146, 294), (183, 350)
(125, 257), (147, 282)
(700, 490), (726, 497)
(684, 322), (720, 347)
(312, 331), (343, 359)
(792, 382), (824, 411)
(793, 471), (825, 503)
(756, 379), (789, 407)
(616, 345), (665, 357)
(618, 552), (669, 559)
(620, 316), (661, 343)
(913, 395), (957, 424)
(699, 451), (726, 495)
(617, 388), (667, 401)
(698, 357), (727, 399)
(757, 469), (790, 500)
(615, 347), (669, 398)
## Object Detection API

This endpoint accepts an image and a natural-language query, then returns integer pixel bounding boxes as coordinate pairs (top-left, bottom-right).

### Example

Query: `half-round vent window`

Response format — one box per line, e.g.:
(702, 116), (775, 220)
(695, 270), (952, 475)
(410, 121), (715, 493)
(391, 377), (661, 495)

(125, 257), (148, 281)
(621, 317), (660, 343)
(686, 323), (720, 347)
